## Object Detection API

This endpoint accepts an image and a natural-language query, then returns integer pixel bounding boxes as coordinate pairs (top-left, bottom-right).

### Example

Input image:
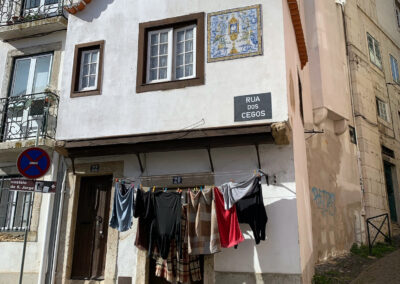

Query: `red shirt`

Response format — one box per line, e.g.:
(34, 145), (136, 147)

(214, 187), (244, 248)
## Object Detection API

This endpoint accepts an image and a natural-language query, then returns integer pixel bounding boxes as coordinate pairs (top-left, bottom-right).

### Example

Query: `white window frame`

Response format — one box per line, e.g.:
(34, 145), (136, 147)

(376, 98), (390, 122)
(367, 33), (382, 69)
(10, 53), (53, 97)
(390, 55), (400, 84)
(173, 25), (197, 81)
(78, 49), (100, 92)
(146, 28), (173, 84)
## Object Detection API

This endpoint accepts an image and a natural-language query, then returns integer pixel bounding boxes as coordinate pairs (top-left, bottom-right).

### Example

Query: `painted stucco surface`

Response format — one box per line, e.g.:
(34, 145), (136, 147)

(56, 0), (288, 140)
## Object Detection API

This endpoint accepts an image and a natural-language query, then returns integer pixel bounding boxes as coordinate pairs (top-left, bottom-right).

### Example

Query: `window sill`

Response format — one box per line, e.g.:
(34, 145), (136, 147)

(136, 76), (204, 93)
(71, 89), (101, 98)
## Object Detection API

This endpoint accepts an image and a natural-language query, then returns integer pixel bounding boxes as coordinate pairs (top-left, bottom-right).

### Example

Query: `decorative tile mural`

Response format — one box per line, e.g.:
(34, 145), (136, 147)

(207, 5), (263, 62)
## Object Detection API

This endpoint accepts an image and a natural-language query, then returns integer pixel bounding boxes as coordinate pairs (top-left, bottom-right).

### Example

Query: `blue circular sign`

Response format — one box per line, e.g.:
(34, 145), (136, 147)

(17, 148), (51, 179)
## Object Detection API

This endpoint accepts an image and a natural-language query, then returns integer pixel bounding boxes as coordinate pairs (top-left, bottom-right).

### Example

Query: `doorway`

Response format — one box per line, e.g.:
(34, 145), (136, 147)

(71, 175), (112, 280)
(383, 162), (398, 222)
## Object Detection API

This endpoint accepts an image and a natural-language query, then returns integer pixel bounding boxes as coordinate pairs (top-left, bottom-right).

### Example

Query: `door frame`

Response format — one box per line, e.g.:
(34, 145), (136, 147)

(54, 161), (123, 284)
(383, 160), (400, 223)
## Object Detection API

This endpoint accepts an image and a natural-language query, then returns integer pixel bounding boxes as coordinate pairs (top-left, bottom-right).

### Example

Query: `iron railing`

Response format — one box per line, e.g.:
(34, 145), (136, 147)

(366, 213), (392, 254)
(0, 176), (33, 232)
(0, 0), (73, 26)
(0, 92), (59, 142)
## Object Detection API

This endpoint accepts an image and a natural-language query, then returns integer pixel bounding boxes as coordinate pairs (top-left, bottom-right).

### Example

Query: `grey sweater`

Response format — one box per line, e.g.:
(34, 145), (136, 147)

(218, 176), (259, 210)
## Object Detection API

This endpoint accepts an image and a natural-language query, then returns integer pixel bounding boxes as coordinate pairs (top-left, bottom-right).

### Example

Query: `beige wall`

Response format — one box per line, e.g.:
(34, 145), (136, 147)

(303, 0), (364, 263)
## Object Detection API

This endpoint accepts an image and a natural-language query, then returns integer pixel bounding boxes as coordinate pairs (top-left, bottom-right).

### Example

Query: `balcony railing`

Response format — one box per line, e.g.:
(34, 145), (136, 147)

(0, 92), (59, 142)
(0, 0), (73, 26)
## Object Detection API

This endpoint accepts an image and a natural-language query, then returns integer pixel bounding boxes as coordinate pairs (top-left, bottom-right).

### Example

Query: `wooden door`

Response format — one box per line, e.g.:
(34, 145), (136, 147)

(71, 175), (112, 280)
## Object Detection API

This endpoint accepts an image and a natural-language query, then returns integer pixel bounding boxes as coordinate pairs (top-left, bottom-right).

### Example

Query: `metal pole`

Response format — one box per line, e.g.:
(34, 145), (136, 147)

(366, 220), (372, 255)
(19, 192), (32, 284)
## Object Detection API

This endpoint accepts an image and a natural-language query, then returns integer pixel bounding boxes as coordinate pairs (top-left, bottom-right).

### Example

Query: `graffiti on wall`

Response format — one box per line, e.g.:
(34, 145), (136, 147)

(311, 187), (336, 216)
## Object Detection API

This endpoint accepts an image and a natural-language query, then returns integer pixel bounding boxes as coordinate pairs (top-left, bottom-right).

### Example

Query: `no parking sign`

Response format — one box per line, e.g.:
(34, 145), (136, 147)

(17, 147), (51, 179)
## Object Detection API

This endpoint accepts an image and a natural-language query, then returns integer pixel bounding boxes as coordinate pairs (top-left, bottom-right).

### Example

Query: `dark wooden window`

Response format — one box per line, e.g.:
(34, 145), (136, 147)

(136, 13), (205, 93)
(70, 40), (105, 98)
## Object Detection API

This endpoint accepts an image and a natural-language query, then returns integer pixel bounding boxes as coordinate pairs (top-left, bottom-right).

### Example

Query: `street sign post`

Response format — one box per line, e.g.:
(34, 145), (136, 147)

(17, 147), (51, 179)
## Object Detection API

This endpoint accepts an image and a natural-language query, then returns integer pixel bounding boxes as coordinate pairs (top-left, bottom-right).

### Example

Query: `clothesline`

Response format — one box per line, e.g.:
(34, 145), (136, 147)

(114, 169), (274, 185)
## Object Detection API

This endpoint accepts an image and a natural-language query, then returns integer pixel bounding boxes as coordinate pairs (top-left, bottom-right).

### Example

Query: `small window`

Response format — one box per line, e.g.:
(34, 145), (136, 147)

(137, 13), (204, 93)
(367, 33), (382, 69)
(376, 98), (390, 122)
(0, 177), (33, 232)
(71, 41), (104, 98)
(390, 55), (400, 84)
(396, 1), (400, 28)
(349, 126), (357, 144)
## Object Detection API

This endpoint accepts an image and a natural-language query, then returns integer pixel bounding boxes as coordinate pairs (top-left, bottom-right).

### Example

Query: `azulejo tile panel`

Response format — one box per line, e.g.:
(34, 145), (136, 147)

(207, 4), (263, 62)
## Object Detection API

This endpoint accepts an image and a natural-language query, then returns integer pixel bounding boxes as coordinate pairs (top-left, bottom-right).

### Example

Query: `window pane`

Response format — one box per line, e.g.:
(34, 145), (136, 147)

(159, 56), (167, 67)
(150, 57), (158, 68)
(177, 42), (184, 54)
(90, 63), (97, 75)
(151, 46), (158, 56)
(159, 44), (168, 55)
(185, 40), (193, 52)
(91, 51), (98, 63)
(11, 59), (30, 97)
(25, 0), (40, 9)
(151, 34), (159, 45)
(160, 32), (168, 43)
(176, 54), (184, 66)
(159, 68), (167, 79)
(185, 52), (193, 64)
(150, 69), (157, 81)
(89, 76), (96, 87)
(33, 55), (52, 93)
(81, 76), (88, 88)
(185, 64), (193, 77)
(374, 42), (382, 66)
(185, 28), (193, 40)
(83, 64), (89, 76)
(83, 53), (90, 64)
(176, 67), (184, 79)
(177, 31), (185, 42)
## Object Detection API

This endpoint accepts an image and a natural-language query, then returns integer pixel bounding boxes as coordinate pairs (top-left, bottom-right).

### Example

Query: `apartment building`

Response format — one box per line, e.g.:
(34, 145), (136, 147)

(51, 0), (315, 283)
(0, 1), (70, 283)
(342, 0), (400, 226)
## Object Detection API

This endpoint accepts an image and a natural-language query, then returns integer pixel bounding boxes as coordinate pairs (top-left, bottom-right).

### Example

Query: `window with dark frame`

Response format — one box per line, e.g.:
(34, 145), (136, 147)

(396, 1), (400, 28)
(0, 176), (33, 232)
(70, 41), (104, 98)
(390, 54), (400, 84)
(136, 13), (205, 93)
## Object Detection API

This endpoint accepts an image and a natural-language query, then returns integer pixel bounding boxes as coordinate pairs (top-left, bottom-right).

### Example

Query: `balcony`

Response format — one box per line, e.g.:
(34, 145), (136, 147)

(0, 0), (73, 40)
(0, 92), (59, 160)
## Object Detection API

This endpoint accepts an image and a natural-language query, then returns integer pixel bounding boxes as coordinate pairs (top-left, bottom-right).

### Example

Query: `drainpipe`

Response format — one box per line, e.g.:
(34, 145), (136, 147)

(37, 151), (59, 284)
(337, 1), (367, 242)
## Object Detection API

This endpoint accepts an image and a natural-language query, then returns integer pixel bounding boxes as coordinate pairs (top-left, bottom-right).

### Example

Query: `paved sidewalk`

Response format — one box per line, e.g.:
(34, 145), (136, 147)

(351, 249), (400, 284)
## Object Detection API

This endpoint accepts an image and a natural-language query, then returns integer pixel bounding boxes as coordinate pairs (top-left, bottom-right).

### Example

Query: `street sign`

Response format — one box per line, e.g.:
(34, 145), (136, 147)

(9, 179), (57, 193)
(17, 147), (51, 179)
(234, 93), (272, 122)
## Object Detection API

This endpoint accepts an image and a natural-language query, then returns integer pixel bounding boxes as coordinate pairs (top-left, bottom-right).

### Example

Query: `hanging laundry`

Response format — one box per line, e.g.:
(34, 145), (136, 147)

(109, 183), (135, 232)
(214, 187), (244, 248)
(236, 177), (268, 245)
(134, 188), (154, 251)
(187, 188), (221, 255)
(153, 205), (202, 283)
(219, 175), (259, 210)
(149, 191), (182, 259)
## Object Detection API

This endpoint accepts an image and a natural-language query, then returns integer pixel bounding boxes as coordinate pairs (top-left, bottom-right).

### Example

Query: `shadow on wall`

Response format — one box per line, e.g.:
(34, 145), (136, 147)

(73, 0), (115, 22)
(215, 198), (301, 275)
